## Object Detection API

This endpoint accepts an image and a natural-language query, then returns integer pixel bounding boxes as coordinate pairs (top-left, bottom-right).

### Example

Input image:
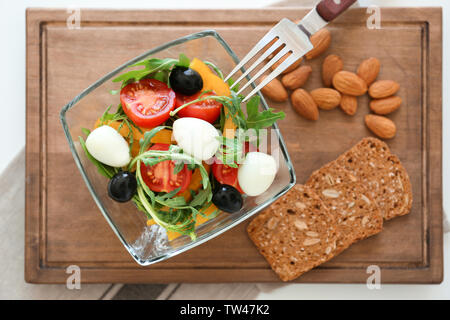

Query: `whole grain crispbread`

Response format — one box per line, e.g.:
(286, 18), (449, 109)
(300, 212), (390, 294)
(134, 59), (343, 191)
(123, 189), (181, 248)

(306, 162), (383, 252)
(247, 184), (340, 282)
(335, 137), (412, 220)
(382, 154), (413, 219)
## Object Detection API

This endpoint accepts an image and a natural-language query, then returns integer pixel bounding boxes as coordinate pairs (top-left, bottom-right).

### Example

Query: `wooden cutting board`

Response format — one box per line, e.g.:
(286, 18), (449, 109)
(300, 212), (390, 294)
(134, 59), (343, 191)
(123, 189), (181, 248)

(25, 7), (443, 283)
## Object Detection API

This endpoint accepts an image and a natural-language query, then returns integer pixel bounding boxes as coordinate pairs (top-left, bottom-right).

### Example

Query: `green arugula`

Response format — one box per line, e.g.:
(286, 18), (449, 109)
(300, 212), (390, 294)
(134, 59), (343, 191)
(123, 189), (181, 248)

(97, 104), (142, 152)
(131, 126), (214, 240)
(177, 53), (190, 68)
(203, 61), (224, 79)
(227, 78), (239, 93)
(245, 95), (285, 130)
(215, 135), (244, 168)
(215, 94), (285, 166)
(79, 53), (288, 241)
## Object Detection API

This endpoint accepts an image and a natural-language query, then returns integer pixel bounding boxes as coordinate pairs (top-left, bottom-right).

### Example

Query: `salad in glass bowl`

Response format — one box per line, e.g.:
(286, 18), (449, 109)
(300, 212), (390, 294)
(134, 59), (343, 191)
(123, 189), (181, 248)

(79, 52), (286, 241)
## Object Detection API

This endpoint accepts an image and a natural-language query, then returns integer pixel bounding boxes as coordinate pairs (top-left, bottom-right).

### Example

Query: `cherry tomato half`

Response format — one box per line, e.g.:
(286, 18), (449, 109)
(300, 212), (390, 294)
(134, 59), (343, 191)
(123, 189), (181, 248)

(140, 143), (192, 194)
(212, 162), (244, 194)
(175, 91), (222, 123)
(120, 78), (176, 128)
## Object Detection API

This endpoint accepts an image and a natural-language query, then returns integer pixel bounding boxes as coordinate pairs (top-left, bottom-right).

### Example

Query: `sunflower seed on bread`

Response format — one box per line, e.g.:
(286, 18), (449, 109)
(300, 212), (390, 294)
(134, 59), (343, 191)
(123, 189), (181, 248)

(335, 137), (412, 220)
(306, 162), (383, 253)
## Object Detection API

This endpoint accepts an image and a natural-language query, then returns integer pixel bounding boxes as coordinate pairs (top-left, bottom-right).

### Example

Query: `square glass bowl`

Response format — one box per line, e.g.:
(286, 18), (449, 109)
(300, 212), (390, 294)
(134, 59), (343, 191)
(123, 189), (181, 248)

(60, 30), (296, 266)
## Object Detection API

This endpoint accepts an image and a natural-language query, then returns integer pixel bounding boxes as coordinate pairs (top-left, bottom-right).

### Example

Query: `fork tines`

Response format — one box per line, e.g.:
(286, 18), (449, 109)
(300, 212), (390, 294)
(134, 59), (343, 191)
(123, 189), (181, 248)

(224, 18), (313, 102)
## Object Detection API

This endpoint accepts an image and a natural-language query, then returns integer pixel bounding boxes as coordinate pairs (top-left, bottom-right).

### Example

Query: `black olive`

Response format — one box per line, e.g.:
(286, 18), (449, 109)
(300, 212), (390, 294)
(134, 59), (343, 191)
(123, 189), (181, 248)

(169, 66), (203, 95)
(108, 171), (137, 203)
(212, 184), (243, 213)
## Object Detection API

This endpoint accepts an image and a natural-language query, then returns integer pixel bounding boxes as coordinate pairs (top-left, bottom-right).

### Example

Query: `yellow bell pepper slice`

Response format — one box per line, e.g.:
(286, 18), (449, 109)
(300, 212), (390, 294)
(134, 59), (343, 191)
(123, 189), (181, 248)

(94, 118), (172, 157)
(190, 58), (235, 139)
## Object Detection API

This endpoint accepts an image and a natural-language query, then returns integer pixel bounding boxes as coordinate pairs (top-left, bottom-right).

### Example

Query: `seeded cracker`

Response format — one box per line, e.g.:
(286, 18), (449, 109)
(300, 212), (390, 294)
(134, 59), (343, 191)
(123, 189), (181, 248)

(306, 162), (383, 252)
(247, 185), (340, 282)
(335, 137), (412, 220)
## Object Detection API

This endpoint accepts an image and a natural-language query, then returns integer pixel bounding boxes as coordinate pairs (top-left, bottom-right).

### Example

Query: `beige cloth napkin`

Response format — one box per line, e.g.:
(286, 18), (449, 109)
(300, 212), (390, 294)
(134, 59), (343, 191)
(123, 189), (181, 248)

(0, 148), (111, 299)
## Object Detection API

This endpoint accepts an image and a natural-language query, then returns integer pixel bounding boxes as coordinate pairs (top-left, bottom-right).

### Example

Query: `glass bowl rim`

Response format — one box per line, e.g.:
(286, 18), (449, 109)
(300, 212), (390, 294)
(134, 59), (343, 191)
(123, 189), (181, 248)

(59, 29), (296, 266)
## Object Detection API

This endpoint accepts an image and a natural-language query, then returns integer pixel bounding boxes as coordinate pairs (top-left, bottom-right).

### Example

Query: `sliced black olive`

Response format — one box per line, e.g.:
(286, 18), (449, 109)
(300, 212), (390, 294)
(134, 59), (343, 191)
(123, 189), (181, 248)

(108, 171), (137, 203)
(169, 66), (203, 96)
(212, 184), (243, 213)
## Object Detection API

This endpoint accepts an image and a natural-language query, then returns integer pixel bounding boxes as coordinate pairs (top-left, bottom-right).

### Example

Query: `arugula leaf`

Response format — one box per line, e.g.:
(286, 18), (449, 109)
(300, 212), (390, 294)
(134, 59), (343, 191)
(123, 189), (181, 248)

(219, 107), (226, 131)
(160, 196), (187, 208)
(153, 70), (169, 83)
(203, 61), (223, 79)
(139, 126), (170, 155)
(245, 95), (285, 130)
(177, 53), (190, 68)
(169, 144), (183, 153)
(245, 95), (260, 119)
(198, 207), (220, 220)
(173, 161), (185, 175)
(215, 135), (244, 167)
(218, 92), (247, 129)
(157, 188), (182, 201)
(112, 70), (149, 84)
(227, 78), (239, 93)
(141, 157), (166, 167)
(81, 127), (91, 136)
(112, 58), (178, 86)
(189, 185), (211, 207)
(99, 105), (114, 124)
(135, 163), (156, 205)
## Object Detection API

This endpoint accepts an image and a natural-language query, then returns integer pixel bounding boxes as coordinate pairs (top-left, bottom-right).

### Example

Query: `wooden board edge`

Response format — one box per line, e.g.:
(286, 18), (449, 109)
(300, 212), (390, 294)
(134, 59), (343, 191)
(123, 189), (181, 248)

(23, 7), (444, 24)
(24, 8), (43, 284)
(24, 266), (443, 284)
(427, 6), (444, 285)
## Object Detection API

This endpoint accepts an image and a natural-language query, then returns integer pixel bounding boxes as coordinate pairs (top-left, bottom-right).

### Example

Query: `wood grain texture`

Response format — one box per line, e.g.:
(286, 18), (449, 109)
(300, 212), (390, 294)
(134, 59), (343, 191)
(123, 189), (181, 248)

(25, 7), (443, 283)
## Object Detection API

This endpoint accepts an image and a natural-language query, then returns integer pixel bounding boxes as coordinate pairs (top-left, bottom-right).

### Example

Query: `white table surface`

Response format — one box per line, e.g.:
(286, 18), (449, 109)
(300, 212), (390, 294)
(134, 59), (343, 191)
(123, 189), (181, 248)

(0, 0), (448, 299)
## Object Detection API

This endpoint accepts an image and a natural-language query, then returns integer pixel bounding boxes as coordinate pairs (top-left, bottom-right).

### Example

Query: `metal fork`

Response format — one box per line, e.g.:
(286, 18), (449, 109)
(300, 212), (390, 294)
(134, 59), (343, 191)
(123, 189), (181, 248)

(224, 0), (357, 102)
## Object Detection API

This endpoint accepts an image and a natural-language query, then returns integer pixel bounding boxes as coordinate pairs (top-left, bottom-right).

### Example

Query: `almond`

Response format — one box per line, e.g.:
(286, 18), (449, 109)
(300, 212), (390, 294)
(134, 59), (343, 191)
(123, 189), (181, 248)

(281, 65), (312, 90)
(270, 54), (303, 74)
(368, 80), (400, 98)
(322, 54), (343, 87)
(340, 94), (358, 115)
(259, 75), (288, 102)
(370, 96), (402, 115)
(357, 57), (380, 85)
(310, 88), (341, 110)
(365, 114), (396, 139)
(291, 89), (319, 121)
(332, 71), (368, 96)
(305, 28), (331, 60)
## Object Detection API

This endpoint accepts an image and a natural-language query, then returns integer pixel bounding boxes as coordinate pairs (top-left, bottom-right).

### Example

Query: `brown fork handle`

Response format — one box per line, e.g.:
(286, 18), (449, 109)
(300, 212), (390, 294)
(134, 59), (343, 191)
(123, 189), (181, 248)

(316, 0), (357, 22)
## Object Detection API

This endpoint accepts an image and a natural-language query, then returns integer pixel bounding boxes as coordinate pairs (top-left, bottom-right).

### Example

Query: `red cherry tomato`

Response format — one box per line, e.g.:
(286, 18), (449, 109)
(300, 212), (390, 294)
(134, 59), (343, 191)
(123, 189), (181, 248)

(212, 162), (244, 194)
(140, 143), (192, 194)
(120, 78), (176, 128)
(175, 91), (222, 123)
(211, 141), (258, 194)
